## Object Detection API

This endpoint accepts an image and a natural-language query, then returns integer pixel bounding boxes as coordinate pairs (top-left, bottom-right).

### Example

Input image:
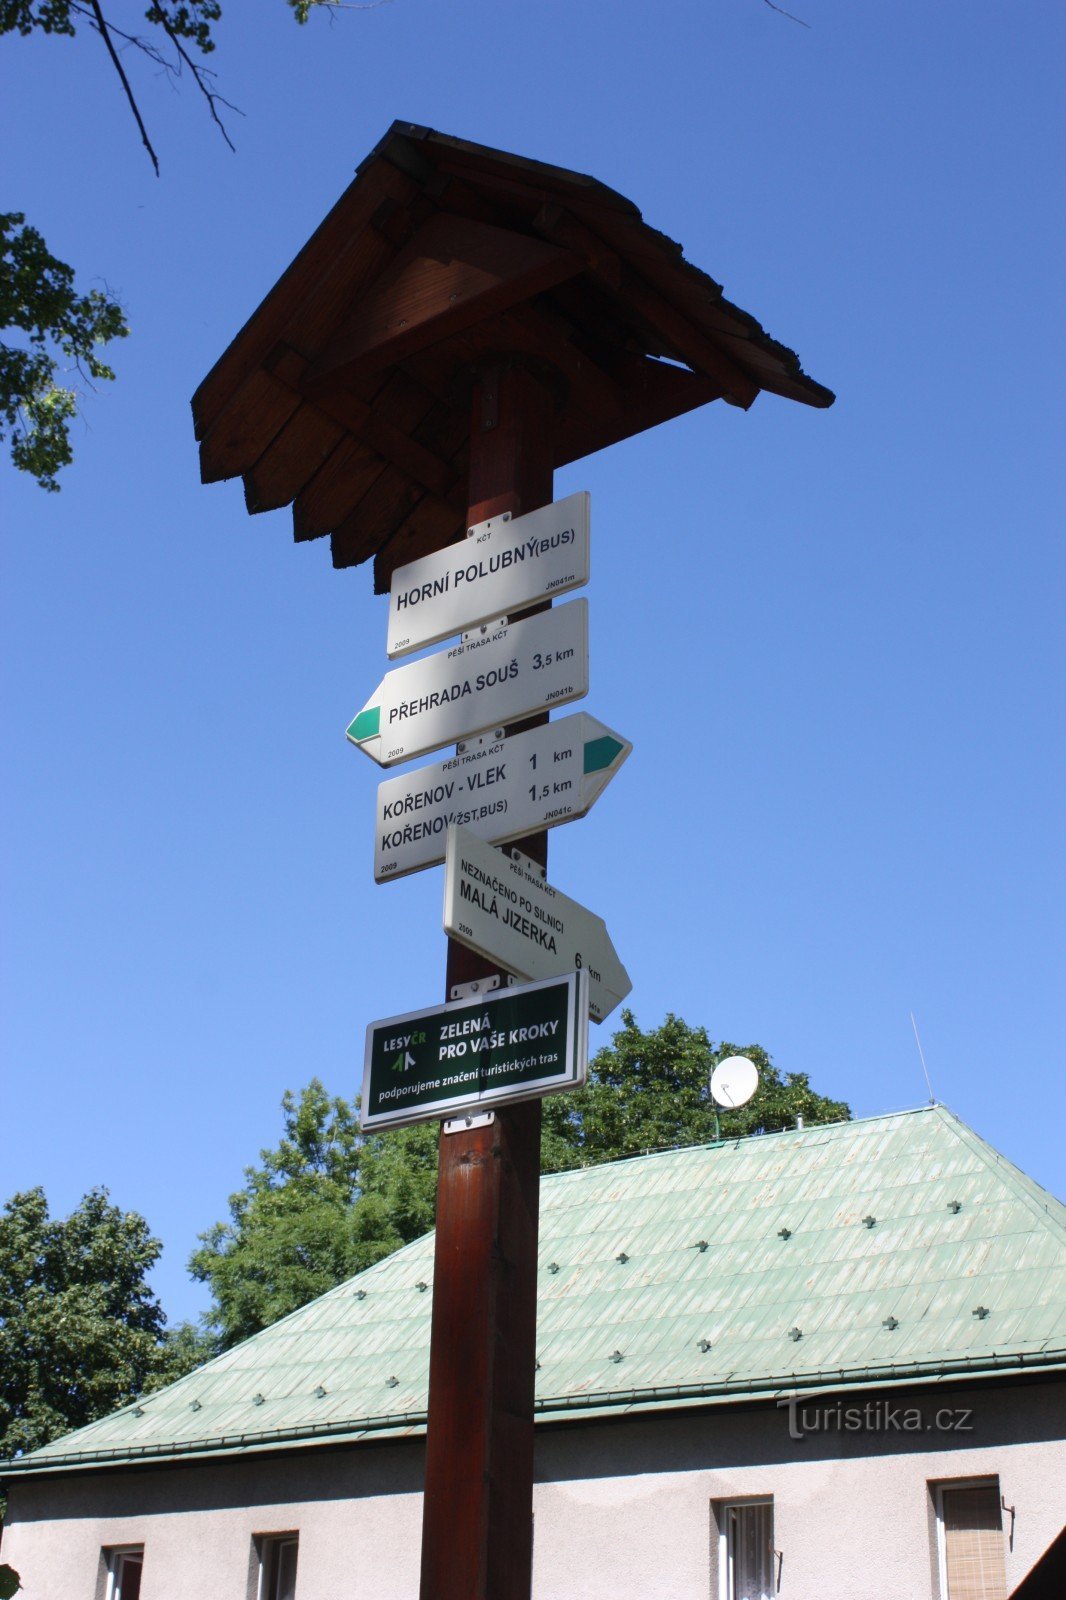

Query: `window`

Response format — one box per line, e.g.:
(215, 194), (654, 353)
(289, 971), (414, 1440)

(936, 1480), (1007, 1600)
(258, 1533), (299, 1600)
(719, 1499), (775, 1600)
(105, 1547), (144, 1600)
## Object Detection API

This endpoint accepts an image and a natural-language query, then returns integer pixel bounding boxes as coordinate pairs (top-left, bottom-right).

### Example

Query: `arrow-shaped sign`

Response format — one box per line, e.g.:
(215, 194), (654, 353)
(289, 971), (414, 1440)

(443, 824), (631, 1024)
(387, 490), (590, 659)
(347, 600), (589, 769)
(373, 712), (631, 882)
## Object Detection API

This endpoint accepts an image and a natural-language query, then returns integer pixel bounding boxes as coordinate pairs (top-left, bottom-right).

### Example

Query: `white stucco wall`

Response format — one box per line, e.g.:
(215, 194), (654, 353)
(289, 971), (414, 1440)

(3, 1380), (1064, 1599)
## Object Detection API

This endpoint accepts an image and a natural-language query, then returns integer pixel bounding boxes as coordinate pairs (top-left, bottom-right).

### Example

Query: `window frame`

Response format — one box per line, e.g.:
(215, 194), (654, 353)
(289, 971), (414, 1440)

(934, 1475), (1006, 1600)
(256, 1530), (300, 1600)
(103, 1545), (144, 1600)
(717, 1496), (775, 1600)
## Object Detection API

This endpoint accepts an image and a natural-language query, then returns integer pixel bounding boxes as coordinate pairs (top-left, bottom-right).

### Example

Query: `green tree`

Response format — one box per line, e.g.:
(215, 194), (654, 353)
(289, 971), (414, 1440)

(189, 1079), (438, 1349)
(0, 214), (127, 491)
(143, 1318), (218, 1392)
(542, 1011), (850, 1170)
(350, 1120), (439, 1265)
(1, 0), (357, 489)
(0, 1186), (189, 1458)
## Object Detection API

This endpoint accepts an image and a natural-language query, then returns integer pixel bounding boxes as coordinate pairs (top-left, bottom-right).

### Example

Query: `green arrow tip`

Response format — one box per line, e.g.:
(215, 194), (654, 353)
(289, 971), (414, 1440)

(347, 706), (381, 744)
(583, 736), (625, 775)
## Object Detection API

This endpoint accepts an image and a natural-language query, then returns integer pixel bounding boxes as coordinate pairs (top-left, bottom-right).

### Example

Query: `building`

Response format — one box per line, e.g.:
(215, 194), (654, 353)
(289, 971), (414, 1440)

(2, 1104), (1064, 1598)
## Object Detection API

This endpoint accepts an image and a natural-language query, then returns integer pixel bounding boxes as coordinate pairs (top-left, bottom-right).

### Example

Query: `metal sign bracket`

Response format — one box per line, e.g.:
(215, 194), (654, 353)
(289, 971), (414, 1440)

(443, 1110), (496, 1136)
(467, 510), (511, 538)
(449, 973), (502, 1002)
(504, 843), (548, 880)
(462, 617), (509, 643)
(454, 729), (507, 757)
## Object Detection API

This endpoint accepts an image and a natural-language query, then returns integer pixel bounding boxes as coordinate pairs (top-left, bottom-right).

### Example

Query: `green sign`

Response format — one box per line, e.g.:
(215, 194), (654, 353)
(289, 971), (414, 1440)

(361, 971), (588, 1131)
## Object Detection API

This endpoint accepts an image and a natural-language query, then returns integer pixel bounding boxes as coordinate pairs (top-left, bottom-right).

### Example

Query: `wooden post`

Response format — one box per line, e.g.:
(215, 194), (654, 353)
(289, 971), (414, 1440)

(418, 362), (555, 1600)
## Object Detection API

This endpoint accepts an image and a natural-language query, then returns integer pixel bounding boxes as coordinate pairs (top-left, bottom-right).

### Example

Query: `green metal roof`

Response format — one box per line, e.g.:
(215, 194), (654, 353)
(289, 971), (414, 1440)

(6, 1105), (1065, 1476)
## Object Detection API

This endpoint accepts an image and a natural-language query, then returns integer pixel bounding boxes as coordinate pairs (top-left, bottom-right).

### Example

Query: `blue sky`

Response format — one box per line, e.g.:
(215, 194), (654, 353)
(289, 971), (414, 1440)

(3, 1), (1063, 1326)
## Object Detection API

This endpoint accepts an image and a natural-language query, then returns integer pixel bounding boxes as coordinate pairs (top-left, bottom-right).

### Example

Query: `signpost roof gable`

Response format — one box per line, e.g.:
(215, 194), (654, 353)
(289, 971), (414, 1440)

(193, 121), (835, 589)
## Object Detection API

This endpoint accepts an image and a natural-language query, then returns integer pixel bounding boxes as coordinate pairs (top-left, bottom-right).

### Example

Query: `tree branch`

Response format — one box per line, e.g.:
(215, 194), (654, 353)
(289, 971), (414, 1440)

(70, 0), (242, 167)
(156, 11), (240, 153)
(86, 0), (160, 175)
(294, 0), (391, 18)
(761, 0), (811, 26)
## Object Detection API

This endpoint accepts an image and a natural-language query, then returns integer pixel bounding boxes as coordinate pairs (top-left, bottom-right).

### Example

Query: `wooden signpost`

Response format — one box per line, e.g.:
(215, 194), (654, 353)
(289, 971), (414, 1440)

(194, 121), (833, 1600)
(420, 362), (558, 1600)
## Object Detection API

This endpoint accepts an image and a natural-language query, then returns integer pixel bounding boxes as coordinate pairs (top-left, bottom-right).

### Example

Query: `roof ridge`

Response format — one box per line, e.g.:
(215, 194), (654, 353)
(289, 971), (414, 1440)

(931, 1104), (1066, 1235)
(540, 1104), (943, 1182)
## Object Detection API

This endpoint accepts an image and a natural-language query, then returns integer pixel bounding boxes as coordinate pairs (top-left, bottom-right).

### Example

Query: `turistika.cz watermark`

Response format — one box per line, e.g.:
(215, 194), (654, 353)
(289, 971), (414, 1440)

(778, 1394), (974, 1441)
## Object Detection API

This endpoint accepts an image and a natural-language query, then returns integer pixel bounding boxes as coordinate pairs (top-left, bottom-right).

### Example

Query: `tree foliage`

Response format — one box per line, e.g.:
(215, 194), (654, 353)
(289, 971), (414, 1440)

(0, 1186), (182, 1458)
(1, 0), (353, 490)
(0, 214), (127, 491)
(189, 1079), (438, 1349)
(542, 1011), (850, 1170)
(143, 1318), (218, 1392)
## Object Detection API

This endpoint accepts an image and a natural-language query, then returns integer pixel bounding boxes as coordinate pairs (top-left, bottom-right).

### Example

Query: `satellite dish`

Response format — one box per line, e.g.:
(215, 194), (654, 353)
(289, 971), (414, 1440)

(710, 1055), (759, 1109)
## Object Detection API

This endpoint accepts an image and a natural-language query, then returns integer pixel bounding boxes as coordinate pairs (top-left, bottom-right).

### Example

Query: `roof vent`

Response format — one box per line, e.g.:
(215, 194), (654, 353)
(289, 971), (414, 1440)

(609, 1349), (624, 1364)
(787, 1327), (803, 1342)
(948, 1200), (962, 1214)
(778, 1227), (792, 1241)
(416, 1280), (429, 1292)
(354, 1289), (367, 1300)
(882, 1315), (899, 1331)
(386, 1375), (400, 1388)
(314, 1385), (327, 1398)
(133, 1405), (145, 1417)
(862, 1215), (877, 1229)
(534, 1359), (541, 1371)
(615, 1251), (630, 1264)
(973, 1305), (990, 1320)
(693, 1239), (709, 1252)
(547, 1261), (560, 1274)
(697, 1338), (712, 1353)
(189, 1399), (202, 1412)
(252, 1393), (265, 1406)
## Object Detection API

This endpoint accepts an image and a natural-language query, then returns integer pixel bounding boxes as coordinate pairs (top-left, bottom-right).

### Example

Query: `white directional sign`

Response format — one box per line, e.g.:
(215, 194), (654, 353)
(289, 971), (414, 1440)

(443, 825), (631, 1024)
(387, 491), (590, 659)
(373, 713), (631, 883)
(347, 600), (588, 768)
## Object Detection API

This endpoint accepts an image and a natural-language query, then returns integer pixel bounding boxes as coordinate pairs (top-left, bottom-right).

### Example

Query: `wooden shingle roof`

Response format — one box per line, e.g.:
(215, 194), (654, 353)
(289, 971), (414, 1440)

(193, 122), (834, 591)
